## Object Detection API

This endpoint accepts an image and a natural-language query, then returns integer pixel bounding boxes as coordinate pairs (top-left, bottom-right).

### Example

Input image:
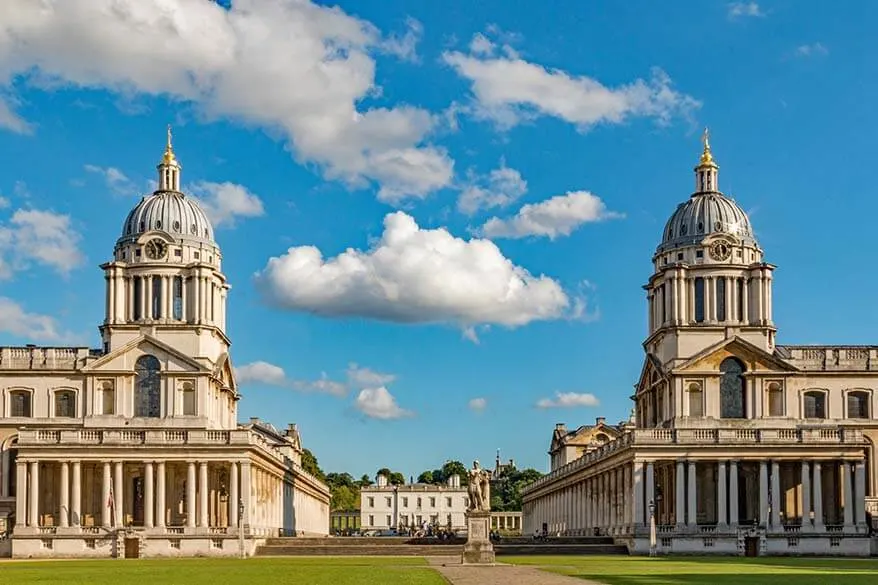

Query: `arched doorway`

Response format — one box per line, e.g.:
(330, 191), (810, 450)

(720, 357), (746, 418)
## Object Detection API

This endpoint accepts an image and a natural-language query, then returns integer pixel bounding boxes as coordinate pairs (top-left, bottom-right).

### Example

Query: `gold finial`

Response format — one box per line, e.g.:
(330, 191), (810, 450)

(699, 127), (714, 165)
(162, 124), (176, 163)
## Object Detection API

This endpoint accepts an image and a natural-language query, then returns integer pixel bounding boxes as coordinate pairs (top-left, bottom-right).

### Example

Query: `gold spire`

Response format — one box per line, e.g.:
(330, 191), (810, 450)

(699, 127), (715, 166)
(162, 124), (176, 164)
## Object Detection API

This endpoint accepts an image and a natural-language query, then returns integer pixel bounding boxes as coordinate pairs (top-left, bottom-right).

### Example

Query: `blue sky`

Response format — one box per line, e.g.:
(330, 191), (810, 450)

(1, 0), (877, 480)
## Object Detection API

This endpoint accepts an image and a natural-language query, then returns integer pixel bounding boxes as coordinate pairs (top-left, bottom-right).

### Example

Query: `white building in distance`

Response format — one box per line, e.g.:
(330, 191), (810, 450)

(522, 133), (878, 556)
(0, 132), (330, 558)
(360, 473), (467, 532)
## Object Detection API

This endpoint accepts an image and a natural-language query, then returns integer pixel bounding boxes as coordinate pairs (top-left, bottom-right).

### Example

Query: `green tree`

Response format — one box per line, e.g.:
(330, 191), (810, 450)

(441, 460), (468, 485)
(331, 485), (359, 511)
(376, 467), (392, 479)
(301, 448), (325, 482)
(358, 474), (373, 488)
(325, 472), (355, 490)
(389, 471), (406, 485)
(417, 471), (434, 484)
(492, 467), (543, 511)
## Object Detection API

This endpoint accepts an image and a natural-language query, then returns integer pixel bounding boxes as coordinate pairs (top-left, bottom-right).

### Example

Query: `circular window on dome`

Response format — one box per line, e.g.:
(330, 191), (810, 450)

(204, 229), (209, 237)
(173, 220), (180, 231)
(714, 221), (723, 230)
(191, 224), (197, 234)
(667, 228), (673, 239)
(139, 221), (145, 231)
(697, 222), (703, 233)
(155, 220), (162, 229)
(681, 224), (687, 235)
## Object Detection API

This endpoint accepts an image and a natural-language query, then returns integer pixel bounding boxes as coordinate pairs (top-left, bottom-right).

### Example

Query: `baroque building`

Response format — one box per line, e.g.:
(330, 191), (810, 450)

(522, 133), (878, 556)
(0, 132), (330, 558)
(360, 473), (468, 532)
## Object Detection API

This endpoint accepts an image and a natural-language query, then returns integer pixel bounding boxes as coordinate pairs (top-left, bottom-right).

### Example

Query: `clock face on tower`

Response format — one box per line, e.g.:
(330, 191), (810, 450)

(145, 238), (168, 260)
(708, 240), (731, 262)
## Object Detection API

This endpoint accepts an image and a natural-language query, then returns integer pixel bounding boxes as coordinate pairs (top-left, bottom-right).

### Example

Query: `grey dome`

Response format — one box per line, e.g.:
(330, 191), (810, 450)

(121, 190), (214, 244)
(658, 192), (757, 253)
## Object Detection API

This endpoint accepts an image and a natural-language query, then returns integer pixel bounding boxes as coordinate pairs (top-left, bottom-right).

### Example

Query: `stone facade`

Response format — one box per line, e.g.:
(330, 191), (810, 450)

(0, 135), (330, 558)
(522, 133), (877, 556)
(360, 473), (467, 531)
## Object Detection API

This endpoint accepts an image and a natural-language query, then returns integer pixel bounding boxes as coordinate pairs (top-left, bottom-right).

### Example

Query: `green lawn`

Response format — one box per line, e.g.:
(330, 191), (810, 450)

(506, 555), (878, 585)
(0, 557), (444, 585)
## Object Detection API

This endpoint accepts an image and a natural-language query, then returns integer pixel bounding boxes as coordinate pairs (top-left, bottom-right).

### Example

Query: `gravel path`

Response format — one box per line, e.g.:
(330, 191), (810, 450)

(427, 556), (603, 585)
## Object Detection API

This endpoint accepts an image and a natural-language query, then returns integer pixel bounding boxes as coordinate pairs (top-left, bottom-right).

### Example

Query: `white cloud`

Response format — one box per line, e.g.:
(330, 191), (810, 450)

(536, 392), (600, 409)
(468, 397), (487, 412)
(0, 0), (453, 202)
(189, 181), (264, 228)
(84, 164), (136, 195)
(355, 386), (413, 419)
(0, 208), (85, 278)
(0, 196), (8, 209)
(234, 360), (346, 397)
(443, 35), (699, 130)
(443, 39), (700, 130)
(0, 297), (68, 341)
(380, 17), (423, 63)
(482, 191), (622, 240)
(458, 162), (527, 215)
(255, 211), (575, 334)
(727, 2), (765, 19)
(795, 43), (829, 57)
(469, 33), (496, 56)
(347, 363), (396, 388)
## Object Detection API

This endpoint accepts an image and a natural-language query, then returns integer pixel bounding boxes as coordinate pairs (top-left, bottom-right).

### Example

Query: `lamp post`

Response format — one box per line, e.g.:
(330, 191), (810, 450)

(238, 498), (245, 559)
(648, 500), (657, 557)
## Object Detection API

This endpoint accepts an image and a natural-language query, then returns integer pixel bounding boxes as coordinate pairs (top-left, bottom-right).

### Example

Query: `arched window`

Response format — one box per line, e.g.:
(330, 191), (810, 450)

(152, 276), (162, 319)
(847, 391), (869, 419)
(54, 390), (76, 418)
(133, 278), (143, 321)
(719, 357), (746, 418)
(694, 277), (705, 323)
(9, 390), (31, 418)
(716, 277), (726, 321)
(173, 276), (184, 320)
(134, 355), (161, 418)
(687, 382), (703, 417)
(803, 390), (827, 419)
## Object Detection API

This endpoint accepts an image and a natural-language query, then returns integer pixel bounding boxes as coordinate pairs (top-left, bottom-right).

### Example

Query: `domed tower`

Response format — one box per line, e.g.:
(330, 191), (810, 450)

(645, 130), (775, 366)
(99, 128), (231, 362)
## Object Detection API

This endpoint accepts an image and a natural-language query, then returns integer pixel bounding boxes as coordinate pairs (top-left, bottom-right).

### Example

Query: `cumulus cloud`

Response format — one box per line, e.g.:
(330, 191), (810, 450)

(0, 0), (453, 202)
(536, 392), (600, 409)
(234, 360), (347, 397)
(255, 211), (575, 335)
(355, 386), (413, 420)
(0, 208), (85, 278)
(84, 164), (137, 196)
(380, 17), (423, 63)
(347, 363), (397, 387)
(443, 34), (699, 130)
(0, 297), (70, 341)
(482, 191), (622, 240)
(458, 162), (527, 215)
(795, 43), (829, 57)
(189, 181), (264, 227)
(0, 196), (8, 209)
(468, 397), (487, 412)
(727, 2), (765, 19)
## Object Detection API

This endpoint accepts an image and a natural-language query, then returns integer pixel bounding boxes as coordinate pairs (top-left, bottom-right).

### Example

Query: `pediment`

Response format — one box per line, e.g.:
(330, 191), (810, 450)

(673, 336), (798, 374)
(213, 352), (238, 393)
(635, 353), (666, 395)
(84, 335), (209, 374)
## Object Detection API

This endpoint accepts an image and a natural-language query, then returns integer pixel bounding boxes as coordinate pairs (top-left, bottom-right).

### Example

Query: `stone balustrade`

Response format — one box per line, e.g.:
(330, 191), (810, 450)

(0, 346), (102, 370)
(775, 345), (877, 371)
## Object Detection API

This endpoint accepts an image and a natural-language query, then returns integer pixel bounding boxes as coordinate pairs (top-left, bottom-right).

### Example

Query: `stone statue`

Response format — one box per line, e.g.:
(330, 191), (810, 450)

(466, 460), (491, 512)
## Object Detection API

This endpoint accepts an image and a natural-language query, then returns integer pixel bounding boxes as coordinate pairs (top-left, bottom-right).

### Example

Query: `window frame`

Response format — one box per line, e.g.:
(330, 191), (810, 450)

(686, 381), (704, 417)
(844, 389), (871, 419)
(765, 380), (785, 417)
(179, 380), (197, 416)
(53, 388), (77, 418)
(99, 380), (116, 415)
(802, 389), (828, 419)
(8, 388), (33, 418)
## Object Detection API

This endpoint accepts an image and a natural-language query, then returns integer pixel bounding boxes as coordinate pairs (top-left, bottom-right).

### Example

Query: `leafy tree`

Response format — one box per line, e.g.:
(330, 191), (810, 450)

(376, 467), (392, 479)
(325, 472), (355, 490)
(417, 471), (434, 484)
(301, 448), (325, 482)
(331, 485), (359, 511)
(358, 474), (373, 488)
(389, 471), (406, 485)
(491, 467), (543, 511)
(441, 460), (468, 485)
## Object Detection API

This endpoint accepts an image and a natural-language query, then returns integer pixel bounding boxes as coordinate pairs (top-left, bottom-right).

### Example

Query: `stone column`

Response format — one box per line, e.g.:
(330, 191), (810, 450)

(240, 461), (252, 528)
(759, 460), (769, 527)
(687, 461), (697, 528)
(717, 461), (727, 529)
(801, 461), (812, 531)
(187, 462), (196, 528)
(71, 461), (81, 527)
(102, 462), (112, 528)
(59, 461), (70, 528)
(15, 460), (27, 526)
(675, 460), (685, 527)
(144, 461), (154, 529)
(28, 460), (39, 527)
(199, 462), (209, 528)
(729, 460), (738, 528)
(645, 461), (655, 527)
(812, 461), (824, 531)
(770, 460), (781, 528)
(843, 461), (854, 528)
(229, 462), (239, 528)
(854, 461), (867, 527)
(633, 462), (644, 527)
(156, 461), (166, 528)
(113, 461), (124, 527)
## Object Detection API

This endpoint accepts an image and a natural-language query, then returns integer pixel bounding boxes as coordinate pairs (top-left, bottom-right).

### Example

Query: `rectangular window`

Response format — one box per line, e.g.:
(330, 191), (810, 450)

(368, 515), (374, 527)
(446, 514), (452, 526)
(102, 386), (115, 415)
(182, 388), (196, 416)
(368, 497), (374, 508)
(446, 497), (452, 507)
(11, 392), (32, 417)
(133, 277), (143, 320)
(804, 392), (826, 419)
(847, 392), (869, 419)
(402, 497), (408, 508)
(152, 276), (162, 319)
(173, 276), (184, 320)
(716, 277), (726, 321)
(430, 514), (438, 524)
(429, 497), (436, 508)
(385, 497), (392, 507)
(736, 278), (744, 321)
(769, 389), (784, 416)
(694, 277), (705, 323)
(386, 515), (391, 527)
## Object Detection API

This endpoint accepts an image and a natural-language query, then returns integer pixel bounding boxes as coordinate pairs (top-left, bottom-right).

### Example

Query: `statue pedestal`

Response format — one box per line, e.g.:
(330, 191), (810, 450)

(461, 511), (495, 564)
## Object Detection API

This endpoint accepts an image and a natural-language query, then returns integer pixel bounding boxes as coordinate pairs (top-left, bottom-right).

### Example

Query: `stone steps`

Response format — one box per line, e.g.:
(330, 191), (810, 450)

(495, 543), (629, 555)
(256, 545), (463, 556)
